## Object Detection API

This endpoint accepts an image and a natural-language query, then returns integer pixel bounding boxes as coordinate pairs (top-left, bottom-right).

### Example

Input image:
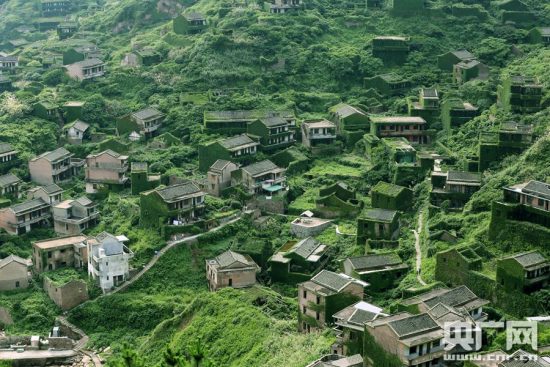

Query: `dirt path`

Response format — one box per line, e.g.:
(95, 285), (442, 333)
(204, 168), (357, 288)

(413, 211), (427, 286)
(57, 316), (102, 366)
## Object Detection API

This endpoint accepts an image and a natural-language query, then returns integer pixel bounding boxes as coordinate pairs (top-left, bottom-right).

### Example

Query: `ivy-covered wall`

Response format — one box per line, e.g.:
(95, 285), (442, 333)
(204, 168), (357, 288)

(363, 329), (404, 367)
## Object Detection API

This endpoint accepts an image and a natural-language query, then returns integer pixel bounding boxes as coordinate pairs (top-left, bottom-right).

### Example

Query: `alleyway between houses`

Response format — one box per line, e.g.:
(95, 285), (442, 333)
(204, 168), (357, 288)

(413, 211), (427, 286)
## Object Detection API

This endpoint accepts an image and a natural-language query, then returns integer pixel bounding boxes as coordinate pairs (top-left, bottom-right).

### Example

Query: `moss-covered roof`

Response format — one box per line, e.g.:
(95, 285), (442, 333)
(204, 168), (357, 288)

(371, 181), (407, 198)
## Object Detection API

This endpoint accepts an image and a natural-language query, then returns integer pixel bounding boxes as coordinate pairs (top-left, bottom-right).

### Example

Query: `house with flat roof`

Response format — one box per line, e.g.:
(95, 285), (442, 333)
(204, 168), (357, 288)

(85, 150), (129, 194)
(437, 49), (476, 71)
(0, 143), (17, 174)
(332, 301), (387, 356)
(130, 162), (161, 195)
(231, 160), (287, 196)
(478, 122), (533, 171)
(173, 11), (207, 34)
(206, 250), (260, 291)
(87, 232), (133, 292)
(116, 107), (165, 139)
(33, 235), (88, 273)
(371, 181), (413, 211)
(494, 0), (536, 25)
(290, 214), (332, 238)
(496, 250), (549, 294)
(430, 171), (482, 208)
(27, 184), (63, 205)
(0, 173), (21, 198)
(301, 120), (340, 155)
(64, 120), (90, 145)
(498, 75), (543, 114)
(140, 182), (206, 228)
(269, 237), (330, 283)
(357, 208), (400, 247)
(0, 198), (51, 235)
(490, 180), (550, 233)
(370, 116), (432, 144)
(364, 74), (412, 96)
(372, 36), (410, 64)
(0, 255), (30, 291)
(441, 98), (480, 130)
(247, 116), (296, 151)
(53, 196), (99, 235)
(29, 147), (82, 185)
(203, 110), (296, 135)
(198, 134), (259, 172)
(65, 58), (105, 81)
(364, 312), (445, 367)
(298, 270), (366, 333)
(342, 253), (408, 291)
(206, 160), (239, 197)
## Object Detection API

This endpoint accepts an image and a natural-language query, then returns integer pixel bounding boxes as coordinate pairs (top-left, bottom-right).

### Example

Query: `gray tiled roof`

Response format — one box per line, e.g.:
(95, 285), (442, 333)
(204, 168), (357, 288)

(259, 116), (288, 127)
(71, 120), (89, 132)
(447, 171), (481, 183)
(423, 286), (478, 309)
(0, 173), (20, 188)
(35, 147), (72, 162)
(215, 250), (254, 269)
(0, 255), (28, 269)
(210, 160), (231, 172)
(389, 313), (439, 337)
(422, 88), (438, 98)
(311, 270), (353, 292)
(0, 143), (15, 155)
(75, 196), (93, 206)
(132, 107), (163, 121)
(293, 237), (321, 259)
(363, 208), (398, 222)
(333, 103), (366, 119)
(508, 251), (547, 268)
(451, 49), (475, 60)
(347, 253), (403, 271)
(500, 350), (550, 367)
(11, 198), (49, 214)
(523, 180), (550, 200)
(218, 134), (257, 150)
(42, 184), (63, 194)
(242, 160), (279, 176)
(72, 58), (104, 68)
(155, 182), (202, 201)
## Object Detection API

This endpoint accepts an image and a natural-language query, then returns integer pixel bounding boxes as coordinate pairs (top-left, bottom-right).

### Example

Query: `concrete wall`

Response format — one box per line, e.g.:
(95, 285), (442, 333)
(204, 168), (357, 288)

(44, 278), (89, 310)
(0, 261), (29, 291)
(29, 158), (54, 185)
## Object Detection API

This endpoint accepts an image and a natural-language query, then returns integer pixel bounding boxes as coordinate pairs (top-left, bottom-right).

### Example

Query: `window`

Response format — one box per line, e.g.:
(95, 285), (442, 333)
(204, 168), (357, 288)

(302, 306), (307, 314)
(15, 281), (20, 288)
(47, 252), (52, 259)
(409, 345), (417, 354)
(316, 296), (320, 304)
(228, 278), (233, 287)
(302, 290), (307, 299)
(315, 312), (320, 321)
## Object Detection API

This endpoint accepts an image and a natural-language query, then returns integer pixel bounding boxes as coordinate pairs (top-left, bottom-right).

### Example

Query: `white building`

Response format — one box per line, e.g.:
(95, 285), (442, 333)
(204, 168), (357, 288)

(87, 232), (133, 292)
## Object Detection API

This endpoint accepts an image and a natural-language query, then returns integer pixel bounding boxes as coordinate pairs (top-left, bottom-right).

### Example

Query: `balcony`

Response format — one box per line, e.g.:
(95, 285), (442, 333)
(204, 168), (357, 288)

(52, 164), (72, 175)
(11, 213), (51, 227)
(54, 211), (99, 225)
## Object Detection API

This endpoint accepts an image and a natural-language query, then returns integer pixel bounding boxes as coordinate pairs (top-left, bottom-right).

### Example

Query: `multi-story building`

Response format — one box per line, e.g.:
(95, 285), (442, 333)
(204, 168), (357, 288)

(342, 253), (408, 291)
(232, 160), (286, 195)
(496, 251), (549, 293)
(498, 75), (543, 114)
(478, 122), (533, 171)
(198, 134), (259, 172)
(203, 110), (296, 135)
(0, 142), (17, 174)
(441, 98), (480, 130)
(205, 250), (260, 291)
(430, 171), (482, 208)
(408, 88), (440, 124)
(0, 56), (18, 72)
(298, 270), (366, 333)
(437, 49), (476, 71)
(356, 208), (400, 246)
(57, 22), (77, 40)
(85, 150), (129, 193)
(370, 116), (432, 144)
(328, 103), (370, 134)
(247, 117), (295, 151)
(53, 196), (99, 235)
(41, 0), (71, 16)
(301, 119), (340, 155)
(0, 198), (51, 235)
(0, 173), (21, 198)
(130, 162), (160, 195)
(116, 107), (165, 139)
(33, 235), (88, 273)
(206, 160), (239, 197)
(27, 184), (63, 205)
(140, 182), (206, 228)
(29, 147), (82, 185)
(87, 232), (133, 292)
(0, 255), (30, 291)
(372, 36), (410, 64)
(65, 59), (105, 81)
(453, 59), (489, 84)
(269, 0), (302, 13)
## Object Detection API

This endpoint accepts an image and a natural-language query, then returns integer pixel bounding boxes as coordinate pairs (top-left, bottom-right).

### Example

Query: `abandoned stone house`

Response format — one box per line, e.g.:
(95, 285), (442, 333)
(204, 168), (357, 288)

(130, 162), (161, 195)
(434, 246), (483, 286)
(44, 277), (88, 310)
(0, 143), (17, 173)
(0, 55), (18, 72)
(356, 208), (400, 247)
(478, 122), (533, 171)
(85, 149), (129, 194)
(57, 22), (77, 40)
(53, 196), (99, 235)
(298, 270), (366, 333)
(453, 59), (489, 84)
(206, 160), (239, 197)
(430, 171), (482, 208)
(408, 88), (440, 124)
(269, 237), (329, 282)
(198, 134), (259, 172)
(87, 232), (133, 292)
(203, 110), (296, 135)
(27, 184), (63, 205)
(140, 182), (206, 228)
(29, 147), (83, 185)
(496, 251), (549, 293)
(232, 160), (287, 196)
(64, 120), (90, 145)
(342, 253), (408, 291)
(328, 103), (370, 134)
(0, 255), (30, 291)
(441, 98), (480, 129)
(370, 116), (431, 144)
(0, 198), (52, 235)
(528, 27), (550, 45)
(316, 182), (363, 218)
(117, 107), (165, 139)
(364, 74), (412, 96)
(33, 235), (88, 273)
(437, 49), (476, 71)
(247, 116), (296, 151)
(173, 12), (207, 35)
(290, 214), (332, 238)
(65, 58), (105, 81)
(0, 173), (21, 198)
(498, 75), (543, 114)
(372, 36), (410, 64)
(205, 250), (260, 291)
(371, 181), (413, 211)
(301, 119), (340, 155)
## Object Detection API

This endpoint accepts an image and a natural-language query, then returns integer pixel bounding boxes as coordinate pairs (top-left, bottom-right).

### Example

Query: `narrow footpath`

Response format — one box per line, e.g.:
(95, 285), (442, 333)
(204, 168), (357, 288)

(413, 211), (427, 286)
(57, 316), (102, 367)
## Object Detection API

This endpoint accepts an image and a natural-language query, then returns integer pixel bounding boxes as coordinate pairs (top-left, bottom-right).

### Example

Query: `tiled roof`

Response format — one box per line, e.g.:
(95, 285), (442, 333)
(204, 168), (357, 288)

(0, 255), (28, 269)
(302, 119), (335, 129)
(0, 173), (20, 187)
(389, 313), (439, 337)
(215, 250), (256, 269)
(500, 350), (550, 367)
(293, 237), (322, 259)
(132, 107), (163, 121)
(422, 88), (438, 98)
(507, 251), (548, 268)
(155, 182), (202, 201)
(34, 147), (72, 162)
(311, 270), (355, 292)
(423, 286), (479, 309)
(523, 180), (550, 200)
(42, 184), (63, 194)
(451, 49), (475, 60)
(71, 120), (89, 132)
(259, 116), (288, 127)
(10, 198), (49, 214)
(363, 208), (398, 222)
(242, 160), (279, 176)
(331, 103), (366, 119)
(372, 181), (407, 198)
(209, 159), (232, 172)
(71, 58), (104, 68)
(447, 171), (481, 183)
(75, 196), (93, 206)
(0, 143), (15, 154)
(347, 253), (403, 271)
(218, 134), (257, 150)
